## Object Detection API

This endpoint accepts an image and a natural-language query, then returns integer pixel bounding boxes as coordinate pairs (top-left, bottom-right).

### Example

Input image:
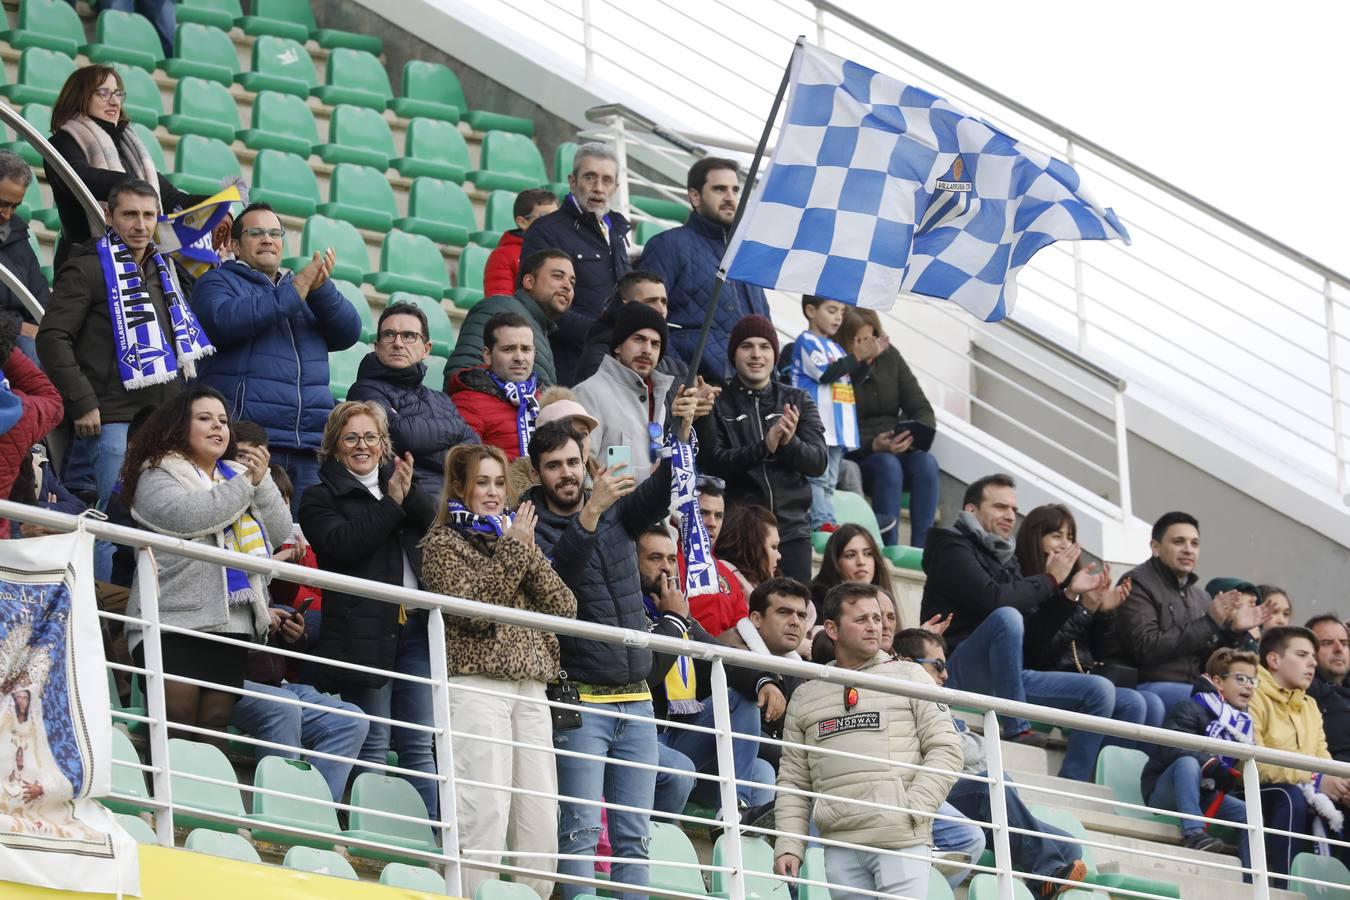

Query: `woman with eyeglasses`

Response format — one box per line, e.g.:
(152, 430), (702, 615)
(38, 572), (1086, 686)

(299, 400), (441, 816)
(47, 66), (205, 268)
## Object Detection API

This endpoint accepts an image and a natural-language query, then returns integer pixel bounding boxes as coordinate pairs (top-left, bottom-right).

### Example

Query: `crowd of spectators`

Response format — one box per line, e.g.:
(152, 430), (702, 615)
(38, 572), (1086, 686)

(2, 61), (1344, 898)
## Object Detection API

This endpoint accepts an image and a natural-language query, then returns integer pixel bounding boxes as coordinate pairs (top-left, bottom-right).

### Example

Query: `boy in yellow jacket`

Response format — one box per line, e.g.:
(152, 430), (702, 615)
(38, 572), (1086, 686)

(1249, 626), (1350, 879)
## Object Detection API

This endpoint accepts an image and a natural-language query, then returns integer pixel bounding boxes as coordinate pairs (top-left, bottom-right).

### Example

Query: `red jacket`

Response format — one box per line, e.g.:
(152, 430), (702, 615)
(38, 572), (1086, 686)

(483, 230), (524, 298)
(447, 366), (527, 461)
(0, 348), (61, 499)
(683, 556), (748, 636)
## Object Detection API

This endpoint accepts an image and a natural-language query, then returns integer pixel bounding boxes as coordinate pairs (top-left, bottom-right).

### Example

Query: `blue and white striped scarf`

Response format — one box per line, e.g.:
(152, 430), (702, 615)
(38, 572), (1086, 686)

(487, 371), (538, 457)
(96, 227), (214, 390)
(1193, 690), (1254, 768)
(667, 429), (717, 598)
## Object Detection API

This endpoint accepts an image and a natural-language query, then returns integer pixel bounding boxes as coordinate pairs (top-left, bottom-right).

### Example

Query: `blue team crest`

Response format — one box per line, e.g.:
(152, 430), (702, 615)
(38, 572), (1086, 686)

(120, 343), (170, 373)
(918, 155), (978, 235)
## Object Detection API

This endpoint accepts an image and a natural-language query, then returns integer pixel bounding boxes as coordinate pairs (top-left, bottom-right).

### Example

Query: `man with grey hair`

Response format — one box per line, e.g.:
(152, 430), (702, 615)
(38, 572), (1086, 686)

(0, 151), (49, 363)
(521, 141), (631, 385)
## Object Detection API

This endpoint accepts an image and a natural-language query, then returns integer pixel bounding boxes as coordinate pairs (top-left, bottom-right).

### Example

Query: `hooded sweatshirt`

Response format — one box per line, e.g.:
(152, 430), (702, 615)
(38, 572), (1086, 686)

(1249, 665), (1332, 785)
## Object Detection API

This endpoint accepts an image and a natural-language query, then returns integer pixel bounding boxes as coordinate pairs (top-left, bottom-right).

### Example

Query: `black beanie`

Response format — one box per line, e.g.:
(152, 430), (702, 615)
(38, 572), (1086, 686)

(610, 302), (669, 361)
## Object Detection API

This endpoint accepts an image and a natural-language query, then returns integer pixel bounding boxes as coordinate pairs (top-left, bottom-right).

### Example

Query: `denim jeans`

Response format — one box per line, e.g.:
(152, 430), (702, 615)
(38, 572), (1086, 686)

(230, 680), (370, 801)
(1145, 756), (1249, 855)
(270, 447), (323, 517)
(95, 0), (176, 57)
(340, 612), (438, 817)
(932, 801), (985, 887)
(663, 688), (767, 808)
(61, 421), (129, 581)
(554, 699), (659, 900)
(653, 742), (696, 816)
(946, 772), (1081, 881)
(1138, 680), (1196, 714)
(856, 449), (939, 547)
(823, 843), (931, 900)
(808, 445), (843, 530)
(947, 608), (1117, 781)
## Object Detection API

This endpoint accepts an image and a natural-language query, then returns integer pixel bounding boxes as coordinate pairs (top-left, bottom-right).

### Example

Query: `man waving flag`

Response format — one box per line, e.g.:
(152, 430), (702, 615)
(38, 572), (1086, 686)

(720, 42), (1129, 322)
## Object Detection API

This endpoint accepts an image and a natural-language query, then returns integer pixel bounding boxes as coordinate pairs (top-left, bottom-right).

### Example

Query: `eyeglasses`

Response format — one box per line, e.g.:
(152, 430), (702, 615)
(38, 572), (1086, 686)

(378, 329), (425, 345)
(339, 432), (382, 448)
(913, 658), (947, 675)
(1222, 673), (1257, 687)
(93, 88), (126, 102)
(243, 227), (285, 239)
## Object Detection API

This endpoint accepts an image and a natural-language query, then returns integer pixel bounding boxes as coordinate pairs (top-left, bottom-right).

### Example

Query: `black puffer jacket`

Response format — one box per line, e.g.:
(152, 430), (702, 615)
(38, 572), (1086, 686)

(299, 458), (437, 689)
(1022, 592), (1121, 674)
(0, 215), (48, 325)
(1309, 675), (1350, 764)
(347, 352), (480, 497)
(696, 378), (828, 542)
(524, 458), (672, 686)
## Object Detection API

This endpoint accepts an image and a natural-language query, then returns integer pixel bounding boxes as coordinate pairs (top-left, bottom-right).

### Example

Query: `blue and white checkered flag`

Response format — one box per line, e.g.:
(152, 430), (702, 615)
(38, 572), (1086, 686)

(722, 43), (1129, 321)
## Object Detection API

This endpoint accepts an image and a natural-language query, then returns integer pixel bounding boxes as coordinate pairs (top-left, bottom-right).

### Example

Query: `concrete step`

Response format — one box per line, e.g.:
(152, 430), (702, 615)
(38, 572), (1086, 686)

(1089, 831), (1245, 883)
(1007, 770), (1118, 817)
(1076, 807), (1184, 845)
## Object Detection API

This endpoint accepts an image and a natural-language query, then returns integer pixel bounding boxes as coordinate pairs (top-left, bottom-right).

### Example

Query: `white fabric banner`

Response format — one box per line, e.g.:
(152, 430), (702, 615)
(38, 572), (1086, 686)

(0, 529), (140, 895)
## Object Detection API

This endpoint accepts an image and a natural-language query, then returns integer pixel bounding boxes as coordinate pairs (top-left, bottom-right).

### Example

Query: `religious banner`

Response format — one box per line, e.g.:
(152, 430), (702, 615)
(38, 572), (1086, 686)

(0, 528), (140, 895)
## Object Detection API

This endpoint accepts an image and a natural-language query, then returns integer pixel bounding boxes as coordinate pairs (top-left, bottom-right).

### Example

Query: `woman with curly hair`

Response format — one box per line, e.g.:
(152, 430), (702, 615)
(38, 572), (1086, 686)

(121, 386), (292, 741)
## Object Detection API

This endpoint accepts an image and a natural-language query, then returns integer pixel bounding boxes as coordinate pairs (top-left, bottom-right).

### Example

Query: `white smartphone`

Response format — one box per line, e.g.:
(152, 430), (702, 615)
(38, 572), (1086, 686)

(605, 445), (632, 470)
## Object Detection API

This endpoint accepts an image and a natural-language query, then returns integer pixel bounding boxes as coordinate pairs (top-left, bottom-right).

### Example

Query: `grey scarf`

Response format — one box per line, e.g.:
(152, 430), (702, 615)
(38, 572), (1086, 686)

(59, 114), (160, 202)
(956, 510), (1015, 564)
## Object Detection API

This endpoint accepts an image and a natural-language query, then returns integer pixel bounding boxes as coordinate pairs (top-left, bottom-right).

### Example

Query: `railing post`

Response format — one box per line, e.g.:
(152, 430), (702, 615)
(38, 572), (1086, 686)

(711, 661), (747, 900)
(814, 4), (826, 47)
(1324, 278), (1346, 496)
(1242, 757), (1271, 900)
(1113, 383), (1132, 520)
(135, 547), (174, 846)
(982, 710), (1016, 900)
(580, 0), (595, 80)
(426, 609), (464, 897)
(1065, 138), (1089, 353)
(611, 114), (630, 220)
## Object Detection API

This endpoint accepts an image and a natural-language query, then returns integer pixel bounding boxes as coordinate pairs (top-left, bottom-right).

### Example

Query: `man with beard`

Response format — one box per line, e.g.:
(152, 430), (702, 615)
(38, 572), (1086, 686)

(1308, 614), (1350, 763)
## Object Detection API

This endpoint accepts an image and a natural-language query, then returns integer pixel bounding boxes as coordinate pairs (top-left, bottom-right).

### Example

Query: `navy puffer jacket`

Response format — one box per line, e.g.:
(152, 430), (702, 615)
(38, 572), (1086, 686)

(524, 459), (673, 686)
(346, 352), (480, 497)
(639, 213), (769, 384)
(191, 261), (361, 450)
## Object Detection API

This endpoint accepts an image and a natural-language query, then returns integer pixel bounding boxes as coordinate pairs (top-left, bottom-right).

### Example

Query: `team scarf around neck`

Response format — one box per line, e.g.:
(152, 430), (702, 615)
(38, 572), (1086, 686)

(487, 371), (538, 457)
(97, 227), (214, 389)
(444, 499), (514, 537)
(667, 428), (718, 598)
(642, 592), (702, 715)
(208, 462), (269, 605)
(1192, 690), (1254, 767)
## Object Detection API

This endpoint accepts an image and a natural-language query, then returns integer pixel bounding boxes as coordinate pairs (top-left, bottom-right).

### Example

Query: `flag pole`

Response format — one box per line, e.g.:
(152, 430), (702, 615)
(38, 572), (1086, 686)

(684, 36), (805, 390)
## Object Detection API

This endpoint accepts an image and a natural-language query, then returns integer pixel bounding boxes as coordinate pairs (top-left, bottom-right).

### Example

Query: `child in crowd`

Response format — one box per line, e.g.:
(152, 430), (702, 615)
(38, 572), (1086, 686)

(1140, 647), (1256, 855)
(790, 294), (865, 533)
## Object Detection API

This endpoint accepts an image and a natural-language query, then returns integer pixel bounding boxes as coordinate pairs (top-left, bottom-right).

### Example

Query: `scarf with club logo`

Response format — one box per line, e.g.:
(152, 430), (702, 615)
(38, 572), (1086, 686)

(488, 371), (539, 457)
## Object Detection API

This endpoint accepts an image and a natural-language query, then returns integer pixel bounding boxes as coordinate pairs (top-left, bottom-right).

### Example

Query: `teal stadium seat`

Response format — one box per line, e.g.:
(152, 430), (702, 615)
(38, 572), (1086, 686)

(467, 190), (516, 248)
(389, 60), (462, 123)
(250, 149), (321, 218)
(282, 846), (358, 880)
(113, 63), (162, 127)
(176, 0), (241, 31)
(392, 118), (471, 183)
(379, 863), (446, 892)
(315, 104), (395, 170)
(283, 215), (368, 285)
(247, 757), (342, 848)
(83, 10), (164, 71)
(631, 193), (691, 223)
(114, 812), (157, 844)
(18, 177), (60, 231)
(313, 48), (393, 112)
(0, 49), (76, 107)
(647, 822), (707, 897)
(0, 104), (51, 167)
(0, 0), (84, 57)
(392, 178), (475, 247)
(236, 35), (318, 98)
(168, 738), (246, 833)
(162, 23), (239, 85)
(317, 163), (397, 232)
(466, 131), (548, 193)
(237, 91), (319, 157)
(333, 280), (377, 344)
(475, 883), (537, 900)
(1094, 746), (1177, 825)
(388, 291), (455, 358)
(710, 833), (788, 900)
(328, 345), (363, 402)
(237, 0), (383, 54)
(185, 828), (261, 863)
(1290, 852), (1350, 899)
(635, 218), (675, 245)
(550, 141), (576, 196)
(160, 77), (240, 143)
(132, 122), (167, 171)
(446, 244), (490, 310)
(366, 231), (451, 299)
(170, 135), (241, 195)
(340, 772), (439, 862)
(429, 65), (534, 137)
(106, 727), (150, 815)
(833, 490), (884, 545)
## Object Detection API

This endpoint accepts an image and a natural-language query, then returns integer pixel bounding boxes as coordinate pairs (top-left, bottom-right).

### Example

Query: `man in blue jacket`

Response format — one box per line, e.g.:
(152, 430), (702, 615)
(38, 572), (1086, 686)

(640, 158), (769, 385)
(191, 203), (361, 508)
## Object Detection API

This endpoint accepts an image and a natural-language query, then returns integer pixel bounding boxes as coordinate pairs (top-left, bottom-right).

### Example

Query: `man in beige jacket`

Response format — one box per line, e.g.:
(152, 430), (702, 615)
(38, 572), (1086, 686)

(773, 582), (962, 899)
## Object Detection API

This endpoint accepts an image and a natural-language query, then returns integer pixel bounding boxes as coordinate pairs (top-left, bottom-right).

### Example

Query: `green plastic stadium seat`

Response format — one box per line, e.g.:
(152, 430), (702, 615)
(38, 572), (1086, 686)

(833, 490), (883, 545)
(0, 48), (75, 107)
(422, 67), (533, 137)
(552, 141), (577, 188)
(28, 232), (52, 284)
(797, 847), (830, 900)
(328, 345), (362, 402)
(1093, 746), (1176, 824)
(162, 23), (239, 85)
(466, 131), (547, 193)
(333, 279), (377, 343)
(366, 230), (450, 299)
(18, 177), (60, 232)
(83, 10), (164, 71)
(108, 668), (147, 732)
(283, 215), (368, 285)
(283, 845), (358, 880)
(467, 190), (516, 248)
(445, 243), (490, 309)
(475, 884), (537, 900)
(1029, 804), (1180, 899)
(0, 0), (83, 56)
(392, 118), (470, 183)
(106, 727), (150, 815)
(250, 149), (320, 218)
(247, 757), (341, 848)
(237, 0), (383, 54)
(423, 355), (446, 391)
(648, 822), (707, 897)
(969, 874), (1035, 900)
(388, 292), (454, 358)
(113, 63), (162, 127)
(317, 163), (396, 232)
(313, 48), (392, 112)
(631, 194), (691, 223)
(0, 104), (51, 167)
(114, 813), (157, 844)
(340, 772), (439, 862)
(170, 134), (241, 195)
(236, 35), (318, 98)
(635, 218), (675, 245)
(177, 0), (241, 31)
(237, 91), (318, 157)
(710, 833), (788, 900)
(168, 738), (246, 833)
(883, 545), (924, 571)
(186, 828), (261, 863)
(315, 104), (394, 170)
(392, 178), (475, 247)
(129, 122), (167, 172)
(1291, 852), (1350, 899)
(380, 863), (446, 892)
(160, 77), (240, 143)
(389, 61), (462, 124)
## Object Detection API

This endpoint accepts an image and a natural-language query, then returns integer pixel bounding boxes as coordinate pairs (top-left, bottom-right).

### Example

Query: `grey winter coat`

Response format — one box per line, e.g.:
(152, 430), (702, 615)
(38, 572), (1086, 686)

(573, 354), (674, 484)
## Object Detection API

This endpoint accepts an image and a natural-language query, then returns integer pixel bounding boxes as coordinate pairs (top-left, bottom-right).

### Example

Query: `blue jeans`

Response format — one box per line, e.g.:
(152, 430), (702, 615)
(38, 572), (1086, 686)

(230, 680), (370, 801)
(554, 699), (659, 900)
(270, 448), (322, 517)
(808, 445), (843, 529)
(663, 689), (768, 808)
(340, 612), (438, 818)
(653, 742), (695, 816)
(946, 772), (1081, 881)
(95, 0), (176, 57)
(62, 421), (129, 582)
(1146, 756), (1249, 848)
(947, 608), (1116, 781)
(856, 449), (939, 547)
(1138, 680), (1195, 714)
(932, 801), (985, 887)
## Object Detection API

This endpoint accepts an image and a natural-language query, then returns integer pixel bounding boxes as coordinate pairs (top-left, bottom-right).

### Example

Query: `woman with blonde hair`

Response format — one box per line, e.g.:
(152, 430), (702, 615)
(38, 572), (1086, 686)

(419, 443), (577, 899)
(299, 400), (439, 814)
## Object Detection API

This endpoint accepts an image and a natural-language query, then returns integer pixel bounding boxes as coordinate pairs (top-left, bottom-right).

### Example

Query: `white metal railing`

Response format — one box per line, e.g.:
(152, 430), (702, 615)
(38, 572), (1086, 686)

(9, 501), (1350, 899)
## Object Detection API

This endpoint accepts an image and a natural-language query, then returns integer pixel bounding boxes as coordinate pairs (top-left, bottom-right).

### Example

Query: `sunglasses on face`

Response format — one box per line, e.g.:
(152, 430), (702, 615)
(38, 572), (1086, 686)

(913, 658), (947, 675)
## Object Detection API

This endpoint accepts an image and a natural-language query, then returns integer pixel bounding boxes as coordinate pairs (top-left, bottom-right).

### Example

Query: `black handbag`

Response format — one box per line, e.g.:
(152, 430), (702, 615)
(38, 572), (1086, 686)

(546, 670), (582, 731)
(1070, 641), (1139, 688)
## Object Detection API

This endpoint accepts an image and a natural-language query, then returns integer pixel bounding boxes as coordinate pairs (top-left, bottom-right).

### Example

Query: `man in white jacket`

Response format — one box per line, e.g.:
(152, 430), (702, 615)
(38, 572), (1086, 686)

(773, 582), (962, 898)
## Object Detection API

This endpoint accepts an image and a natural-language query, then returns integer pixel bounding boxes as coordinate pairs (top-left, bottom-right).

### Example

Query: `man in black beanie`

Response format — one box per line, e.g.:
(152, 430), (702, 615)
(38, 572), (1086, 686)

(574, 301), (674, 483)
